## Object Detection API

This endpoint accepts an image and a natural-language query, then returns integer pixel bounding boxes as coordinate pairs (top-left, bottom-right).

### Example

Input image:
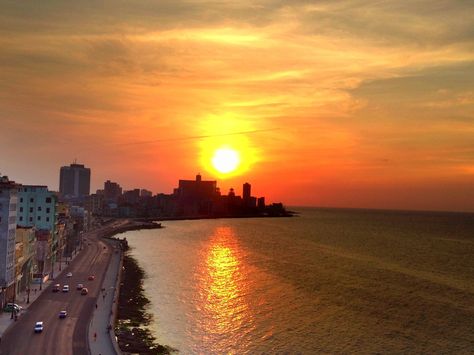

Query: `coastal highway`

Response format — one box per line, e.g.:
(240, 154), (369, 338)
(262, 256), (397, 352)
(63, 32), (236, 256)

(0, 221), (124, 355)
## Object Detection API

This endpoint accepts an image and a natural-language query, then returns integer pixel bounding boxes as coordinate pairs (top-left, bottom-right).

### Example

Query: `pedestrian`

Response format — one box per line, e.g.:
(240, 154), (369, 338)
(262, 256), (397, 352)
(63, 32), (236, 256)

(34, 289), (37, 294)
(94, 332), (97, 341)
(95, 303), (98, 309)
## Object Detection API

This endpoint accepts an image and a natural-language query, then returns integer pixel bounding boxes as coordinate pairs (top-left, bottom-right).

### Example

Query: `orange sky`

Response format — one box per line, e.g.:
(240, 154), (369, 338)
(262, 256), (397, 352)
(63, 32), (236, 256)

(1, 1), (474, 211)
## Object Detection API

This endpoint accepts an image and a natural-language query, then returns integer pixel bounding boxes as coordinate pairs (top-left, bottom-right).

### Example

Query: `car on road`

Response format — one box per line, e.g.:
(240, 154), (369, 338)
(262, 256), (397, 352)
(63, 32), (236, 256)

(76, 283), (84, 290)
(59, 310), (67, 319)
(62, 285), (69, 292)
(52, 284), (61, 292)
(88, 275), (95, 281)
(81, 288), (88, 295)
(34, 321), (44, 333)
(66, 272), (73, 277)
(4, 303), (22, 313)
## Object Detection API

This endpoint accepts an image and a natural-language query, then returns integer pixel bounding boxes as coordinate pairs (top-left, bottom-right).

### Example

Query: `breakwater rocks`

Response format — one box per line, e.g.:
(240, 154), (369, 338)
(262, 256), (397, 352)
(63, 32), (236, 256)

(115, 253), (174, 354)
(102, 220), (162, 240)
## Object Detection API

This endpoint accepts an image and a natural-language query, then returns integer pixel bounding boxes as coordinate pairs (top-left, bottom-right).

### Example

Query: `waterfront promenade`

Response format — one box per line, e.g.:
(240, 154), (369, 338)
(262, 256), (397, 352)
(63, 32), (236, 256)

(0, 220), (135, 355)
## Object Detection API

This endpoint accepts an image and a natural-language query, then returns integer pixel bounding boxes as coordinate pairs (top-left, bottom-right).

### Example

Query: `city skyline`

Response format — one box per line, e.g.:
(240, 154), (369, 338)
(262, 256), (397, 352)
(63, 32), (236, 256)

(1, 1), (474, 212)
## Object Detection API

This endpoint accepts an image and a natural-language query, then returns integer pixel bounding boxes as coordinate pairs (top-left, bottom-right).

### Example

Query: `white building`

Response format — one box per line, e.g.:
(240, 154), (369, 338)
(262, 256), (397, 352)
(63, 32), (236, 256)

(0, 176), (19, 305)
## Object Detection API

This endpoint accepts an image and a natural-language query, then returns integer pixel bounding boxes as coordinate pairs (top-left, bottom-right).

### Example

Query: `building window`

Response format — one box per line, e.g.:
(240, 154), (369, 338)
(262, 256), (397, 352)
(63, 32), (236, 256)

(19, 216), (23, 221)
(46, 208), (50, 213)
(46, 217), (50, 222)
(37, 216), (41, 221)
(38, 206), (42, 211)
(29, 217), (33, 222)
(46, 197), (52, 203)
(29, 207), (33, 213)
(30, 198), (34, 203)
(20, 207), (23, 212)
(20, 198), (23, 203)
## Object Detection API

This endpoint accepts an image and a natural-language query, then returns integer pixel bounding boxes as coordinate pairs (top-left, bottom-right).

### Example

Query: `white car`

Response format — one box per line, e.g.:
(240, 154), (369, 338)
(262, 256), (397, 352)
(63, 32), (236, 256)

(66, 272), (73, 277)
(34, 321), (44, 333)
(59, 310), (67, 319)
(62, 285), (69, 292)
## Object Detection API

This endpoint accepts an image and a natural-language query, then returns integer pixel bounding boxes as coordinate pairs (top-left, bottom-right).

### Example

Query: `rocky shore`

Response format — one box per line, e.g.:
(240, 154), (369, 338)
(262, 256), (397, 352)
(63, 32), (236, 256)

(98, 219), (172, 354)
(114, 251), (173, 354)
(100, 219), (162, 239)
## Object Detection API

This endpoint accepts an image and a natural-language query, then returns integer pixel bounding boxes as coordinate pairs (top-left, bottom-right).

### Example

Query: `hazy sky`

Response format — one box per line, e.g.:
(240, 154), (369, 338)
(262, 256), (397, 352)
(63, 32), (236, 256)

(1, 1), (474, 211)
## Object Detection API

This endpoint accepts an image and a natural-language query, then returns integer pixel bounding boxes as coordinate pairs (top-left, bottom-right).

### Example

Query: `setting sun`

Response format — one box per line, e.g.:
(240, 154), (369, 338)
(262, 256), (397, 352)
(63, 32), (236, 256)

(212, 148), (240, 174)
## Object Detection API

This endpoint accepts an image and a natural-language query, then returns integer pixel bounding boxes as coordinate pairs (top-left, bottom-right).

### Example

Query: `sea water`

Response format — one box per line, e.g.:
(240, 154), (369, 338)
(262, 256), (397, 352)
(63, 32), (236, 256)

(123, 208), (474, 353)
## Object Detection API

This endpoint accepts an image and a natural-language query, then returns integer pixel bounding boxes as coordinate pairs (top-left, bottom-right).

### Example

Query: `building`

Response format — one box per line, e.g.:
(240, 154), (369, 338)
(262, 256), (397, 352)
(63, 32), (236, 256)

(242, 183), (257, 209)
(122, 189), (140, 204)
(59, 163), (91, 201)
(17, 186), (58, 279)
(0, 176), (19, 307)
(140, 189), (152, 198)
(85, 193), (104, 215)
(104, 180), (122, 203)
(176, 174), (218, 200)
(15, 226), (36, 298)
(17, 186), (57, 231)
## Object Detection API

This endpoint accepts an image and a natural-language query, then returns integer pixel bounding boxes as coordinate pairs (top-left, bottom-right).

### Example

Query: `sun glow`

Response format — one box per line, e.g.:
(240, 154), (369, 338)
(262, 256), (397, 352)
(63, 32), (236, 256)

(212, 148), (241, 174)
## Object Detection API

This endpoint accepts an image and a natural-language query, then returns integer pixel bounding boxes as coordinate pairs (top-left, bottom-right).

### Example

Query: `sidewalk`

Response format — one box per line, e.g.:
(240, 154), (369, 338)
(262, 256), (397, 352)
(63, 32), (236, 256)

(88, 240), (122, 355)
(0, 254), (79, 337)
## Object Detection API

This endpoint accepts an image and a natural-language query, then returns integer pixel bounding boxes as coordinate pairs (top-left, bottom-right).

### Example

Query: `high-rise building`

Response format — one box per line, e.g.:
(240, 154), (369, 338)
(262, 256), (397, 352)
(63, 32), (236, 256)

(243, 183), (251, 201)
(59, 163), (91, 200)
(0, 176), (19, 301)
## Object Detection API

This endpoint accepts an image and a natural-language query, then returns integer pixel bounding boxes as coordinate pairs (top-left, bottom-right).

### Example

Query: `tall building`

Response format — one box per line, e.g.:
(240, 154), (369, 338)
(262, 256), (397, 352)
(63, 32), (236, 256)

(59, 163), (91, 200)
(174, 174), (219, 216)
(242, 182), (256, 208)
(104, 180), (122, 203)
(243, 183), (251, 201)
(176, 174), (218, 200)
(0, 176), (19, 305)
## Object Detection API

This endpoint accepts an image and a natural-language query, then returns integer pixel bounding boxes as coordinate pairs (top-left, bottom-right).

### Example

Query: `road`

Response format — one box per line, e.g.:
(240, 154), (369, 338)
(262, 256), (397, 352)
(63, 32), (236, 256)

(0, 222), (122, 355)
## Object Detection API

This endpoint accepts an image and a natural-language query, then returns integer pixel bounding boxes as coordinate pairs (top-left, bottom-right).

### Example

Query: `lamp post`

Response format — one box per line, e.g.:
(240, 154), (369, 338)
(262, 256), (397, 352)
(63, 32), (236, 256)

(26, 262), (31, 303)
(58, 234), (62, 272)
(11, 282), (16, 319)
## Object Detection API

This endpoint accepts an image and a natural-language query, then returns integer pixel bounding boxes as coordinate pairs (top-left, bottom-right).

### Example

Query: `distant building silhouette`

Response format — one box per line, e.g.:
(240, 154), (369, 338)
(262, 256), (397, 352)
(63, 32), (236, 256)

(59, 163), (91, 201)
(242, 182), (256, 209)
(140, 189), (152, 198)
(104, 180), (122, 203)
(243, 183), (251, 201)
(174, 174), (219, 216)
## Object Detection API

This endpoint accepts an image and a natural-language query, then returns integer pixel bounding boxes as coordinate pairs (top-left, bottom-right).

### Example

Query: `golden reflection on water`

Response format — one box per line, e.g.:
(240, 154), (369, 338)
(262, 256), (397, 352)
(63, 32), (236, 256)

(197, 226), (252, 349)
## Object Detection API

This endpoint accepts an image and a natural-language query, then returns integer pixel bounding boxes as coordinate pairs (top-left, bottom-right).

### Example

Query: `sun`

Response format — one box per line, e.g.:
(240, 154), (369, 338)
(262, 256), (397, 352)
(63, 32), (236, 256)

(212, 148), (241, 174)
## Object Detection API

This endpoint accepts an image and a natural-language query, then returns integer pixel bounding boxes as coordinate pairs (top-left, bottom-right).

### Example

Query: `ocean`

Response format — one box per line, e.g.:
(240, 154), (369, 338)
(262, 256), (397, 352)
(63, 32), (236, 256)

(123, 208), (474, 354)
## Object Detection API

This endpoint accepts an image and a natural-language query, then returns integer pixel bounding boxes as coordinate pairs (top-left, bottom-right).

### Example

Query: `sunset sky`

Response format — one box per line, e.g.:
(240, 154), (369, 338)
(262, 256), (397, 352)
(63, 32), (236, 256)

(1, 1), (474, 211)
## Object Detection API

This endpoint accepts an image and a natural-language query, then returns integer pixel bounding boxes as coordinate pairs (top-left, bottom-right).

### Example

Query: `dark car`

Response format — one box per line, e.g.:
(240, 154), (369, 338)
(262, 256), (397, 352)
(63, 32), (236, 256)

(4, 303), (22, 313)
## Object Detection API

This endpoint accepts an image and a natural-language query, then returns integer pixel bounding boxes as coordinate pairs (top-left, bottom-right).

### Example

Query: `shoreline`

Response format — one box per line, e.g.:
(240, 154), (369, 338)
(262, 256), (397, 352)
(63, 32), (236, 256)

(101, 219), (172, 354)
(101, 214), (295, 354)
(115, 252), (173, 354)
